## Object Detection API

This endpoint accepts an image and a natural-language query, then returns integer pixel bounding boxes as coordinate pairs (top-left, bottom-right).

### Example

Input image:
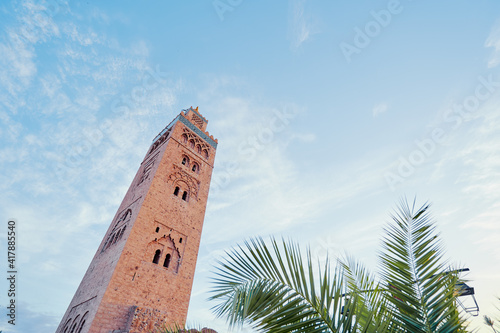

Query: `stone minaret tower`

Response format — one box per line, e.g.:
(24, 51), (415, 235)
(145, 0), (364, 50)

(57, 107), (218, 333)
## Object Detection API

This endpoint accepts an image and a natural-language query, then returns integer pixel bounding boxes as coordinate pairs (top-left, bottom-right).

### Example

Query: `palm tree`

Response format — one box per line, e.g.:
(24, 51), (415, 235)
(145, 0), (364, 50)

(209, 199), (467, 332)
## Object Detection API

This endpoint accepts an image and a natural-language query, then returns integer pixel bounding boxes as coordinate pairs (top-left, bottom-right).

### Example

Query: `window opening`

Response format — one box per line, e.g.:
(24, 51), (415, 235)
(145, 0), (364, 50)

(182, 157), (187, 165)
(70, 315), (80, 333)
(163, 253), (171, 268)
(119, 226), (126, 240)
(77, 320), (86, 333)
(153, 250), (161, 264)
(173, 187), (180, 196)
(182, 191), (188, 201)
(155, 227), (160, 233)
(63, 319), (72, 333)
(179, 238), (183, 243)
(108, 234), (116, 247)
(77, 312), (88, 333)
(139, 159), (155, 184)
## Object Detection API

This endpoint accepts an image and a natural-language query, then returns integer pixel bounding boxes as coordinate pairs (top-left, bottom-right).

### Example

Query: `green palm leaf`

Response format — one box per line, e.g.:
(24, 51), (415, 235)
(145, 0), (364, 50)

(209, 198), (470, 333)
(379, 198), (466, 333)
(209, 237), (386, 333)
(340, 256), (395, 332)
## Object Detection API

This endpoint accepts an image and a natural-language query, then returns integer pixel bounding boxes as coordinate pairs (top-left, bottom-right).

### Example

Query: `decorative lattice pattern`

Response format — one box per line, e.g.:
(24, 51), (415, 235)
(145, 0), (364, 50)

(191, 113), (204, 129)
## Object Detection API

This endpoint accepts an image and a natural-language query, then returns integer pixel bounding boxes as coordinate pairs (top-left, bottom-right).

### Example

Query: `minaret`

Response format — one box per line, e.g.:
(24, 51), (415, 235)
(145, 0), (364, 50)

(57, 107), (218, 333)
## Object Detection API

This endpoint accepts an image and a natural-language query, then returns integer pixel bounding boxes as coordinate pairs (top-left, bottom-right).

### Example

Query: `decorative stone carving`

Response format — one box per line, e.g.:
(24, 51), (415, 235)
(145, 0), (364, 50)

(182, 127), (211, 158)
(168, 165), (200, 199)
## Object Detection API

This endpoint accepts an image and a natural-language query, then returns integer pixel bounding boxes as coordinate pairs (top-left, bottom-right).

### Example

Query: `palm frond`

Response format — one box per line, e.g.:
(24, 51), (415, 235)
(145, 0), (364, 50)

(379, 198), (465, 333)
(340, 256), (396, 332)
(209, 237), (381, 332)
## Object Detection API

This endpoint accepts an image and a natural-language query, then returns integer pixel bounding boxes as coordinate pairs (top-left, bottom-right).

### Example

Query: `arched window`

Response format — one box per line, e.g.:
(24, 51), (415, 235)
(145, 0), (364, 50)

(163, 253), (171, 268)
(118, 209), (132, 223)
(77, 312), (88, 333)
(63, 319), (72, 333)
(149, 142), (158, 154)
(196, 145), (201, 154)
(181, 134), (188, 143)
(203, 149), (209, 159)
(155, 227), (160, 233)
(182, 191), (188, 201)
(107, 236), (113, 248)
(189, 140), (195, 148)
(118, 226), (126, 240)
(106, 235), (114, 249)
(70, 315), (80, 333)
(182, 157), (187, 165)
(77, 320), (86, 333)
(153, 250), (161, 264)
(179, 237), (183, 243)
(173, 187), (180, 196)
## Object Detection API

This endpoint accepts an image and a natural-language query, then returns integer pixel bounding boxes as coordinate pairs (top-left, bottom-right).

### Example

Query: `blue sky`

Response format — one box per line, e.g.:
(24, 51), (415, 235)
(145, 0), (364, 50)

(1, 0), (500, 332)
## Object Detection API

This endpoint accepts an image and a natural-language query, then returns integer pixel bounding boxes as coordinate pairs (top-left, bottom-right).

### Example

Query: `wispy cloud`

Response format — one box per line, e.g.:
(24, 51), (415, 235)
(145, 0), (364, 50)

(287, 0), (320, 51)
(418, 94), (500, 264)
(0, 1), (185, 329)
(372, 102), (388, 117)
(485, 18), (500, 68)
